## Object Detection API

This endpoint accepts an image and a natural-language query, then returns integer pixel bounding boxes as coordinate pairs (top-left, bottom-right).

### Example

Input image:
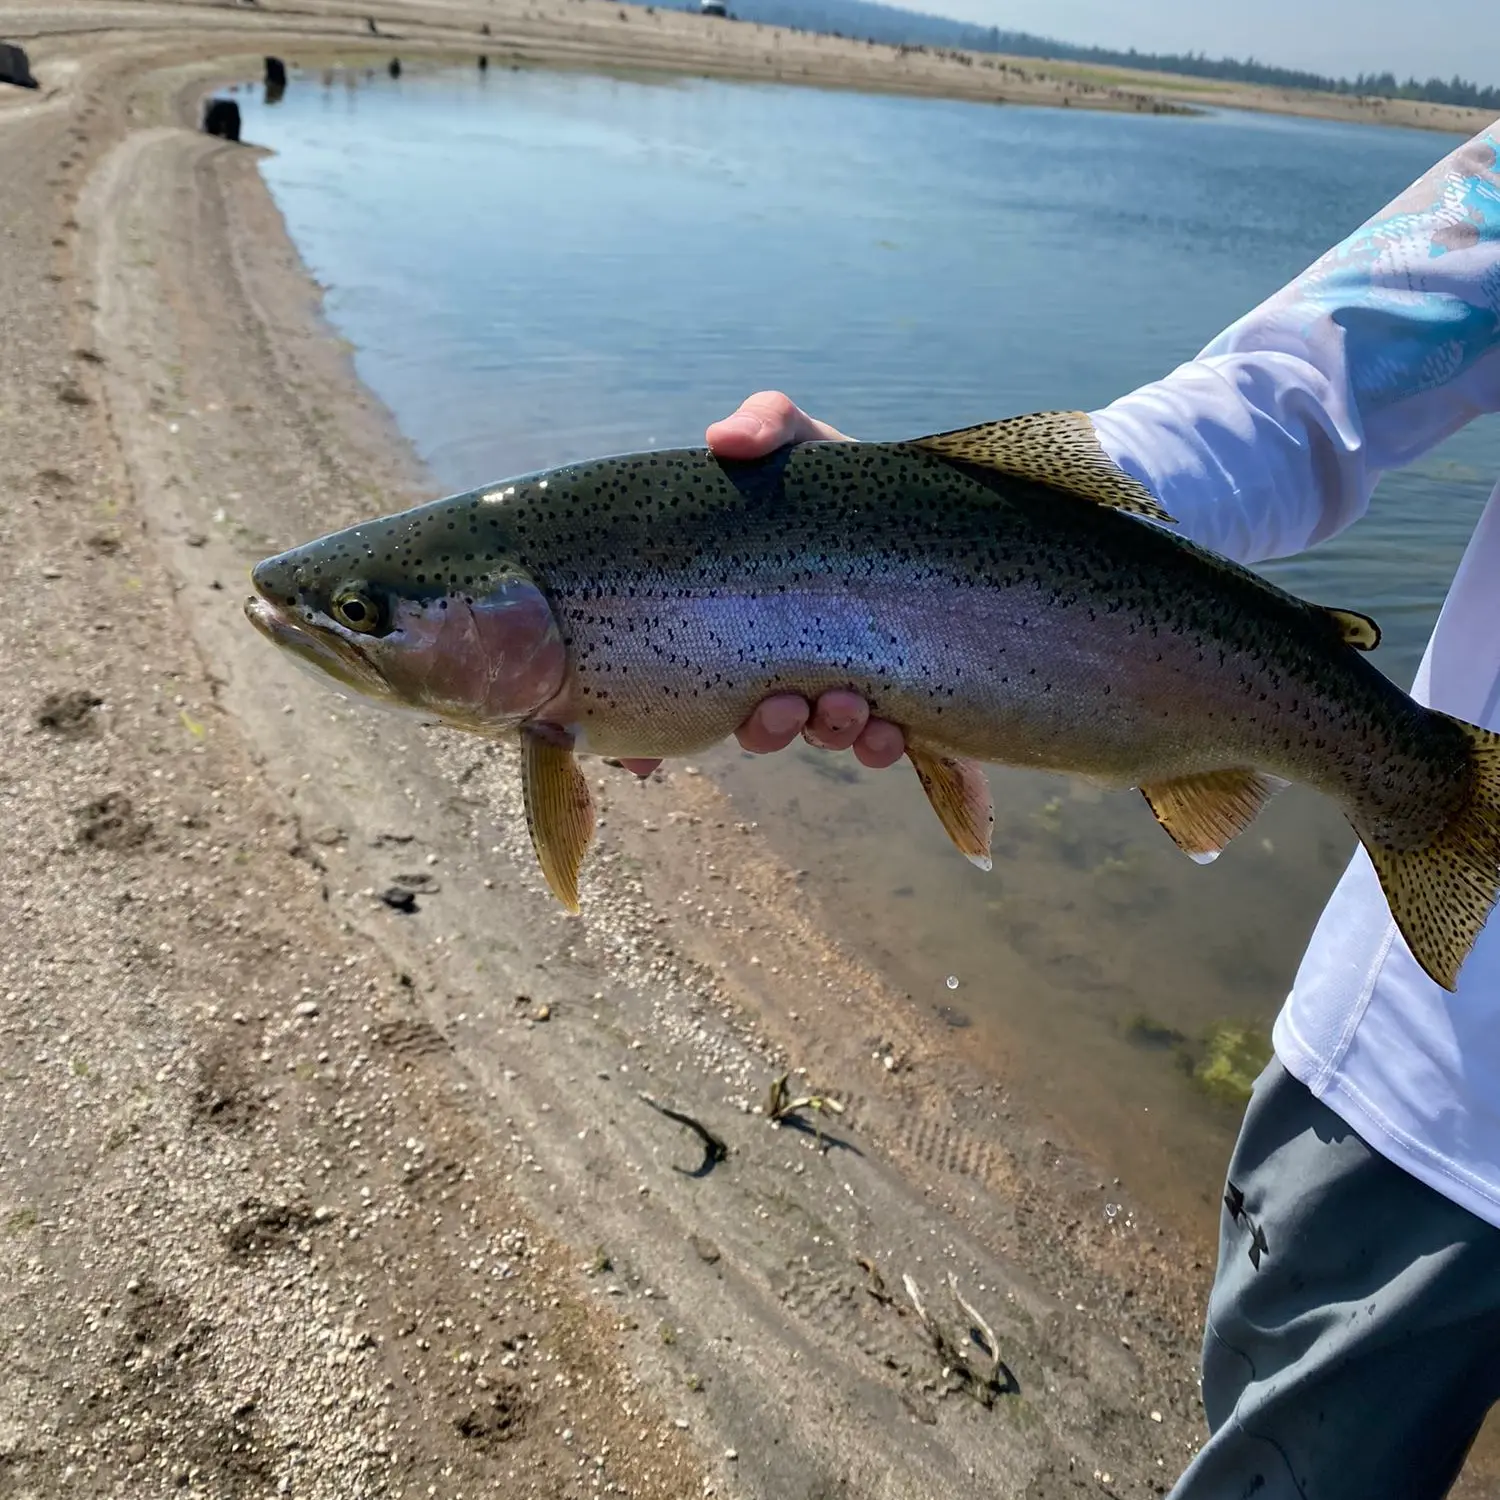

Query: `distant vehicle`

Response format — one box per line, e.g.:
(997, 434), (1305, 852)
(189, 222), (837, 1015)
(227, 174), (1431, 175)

(700, 0), (728, 15)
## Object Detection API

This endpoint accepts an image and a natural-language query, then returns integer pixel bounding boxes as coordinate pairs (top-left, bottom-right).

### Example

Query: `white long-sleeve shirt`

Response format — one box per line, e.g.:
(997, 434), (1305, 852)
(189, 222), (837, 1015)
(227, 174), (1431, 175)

(1090, 121), (1500, 1227)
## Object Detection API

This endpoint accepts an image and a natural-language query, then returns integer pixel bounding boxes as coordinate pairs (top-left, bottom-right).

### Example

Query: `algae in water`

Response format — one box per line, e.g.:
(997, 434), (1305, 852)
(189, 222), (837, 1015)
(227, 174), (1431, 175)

(1193, 1021), (1272, 1104)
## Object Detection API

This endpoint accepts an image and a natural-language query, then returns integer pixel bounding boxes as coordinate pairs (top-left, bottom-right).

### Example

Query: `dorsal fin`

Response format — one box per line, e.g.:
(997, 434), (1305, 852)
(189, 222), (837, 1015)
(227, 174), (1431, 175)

(1316, 605), (1381, 651)
(911, 411), (1176, 524)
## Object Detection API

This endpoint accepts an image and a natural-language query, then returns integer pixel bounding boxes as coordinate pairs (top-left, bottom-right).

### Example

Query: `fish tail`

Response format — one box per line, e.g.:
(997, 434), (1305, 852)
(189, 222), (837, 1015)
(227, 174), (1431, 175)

(1361, 715), (1500, 992)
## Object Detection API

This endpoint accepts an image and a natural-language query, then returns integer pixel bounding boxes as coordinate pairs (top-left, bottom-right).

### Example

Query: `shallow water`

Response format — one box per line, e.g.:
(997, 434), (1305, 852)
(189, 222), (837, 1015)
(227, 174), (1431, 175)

(238, 68), (1500, 1234)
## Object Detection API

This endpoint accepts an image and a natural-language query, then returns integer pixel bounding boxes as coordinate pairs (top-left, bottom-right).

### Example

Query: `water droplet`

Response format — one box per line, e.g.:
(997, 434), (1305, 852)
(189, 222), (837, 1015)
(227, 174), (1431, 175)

(945, 975), (959, 990)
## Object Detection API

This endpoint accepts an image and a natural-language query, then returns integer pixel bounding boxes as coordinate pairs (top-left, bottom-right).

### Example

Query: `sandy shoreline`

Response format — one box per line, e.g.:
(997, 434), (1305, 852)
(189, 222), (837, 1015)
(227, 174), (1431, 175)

(2, 3), (1496, 1497)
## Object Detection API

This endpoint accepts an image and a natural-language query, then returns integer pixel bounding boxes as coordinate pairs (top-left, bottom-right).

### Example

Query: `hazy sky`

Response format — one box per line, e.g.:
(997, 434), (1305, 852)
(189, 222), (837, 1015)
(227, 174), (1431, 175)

(911, 0), (1500, 85)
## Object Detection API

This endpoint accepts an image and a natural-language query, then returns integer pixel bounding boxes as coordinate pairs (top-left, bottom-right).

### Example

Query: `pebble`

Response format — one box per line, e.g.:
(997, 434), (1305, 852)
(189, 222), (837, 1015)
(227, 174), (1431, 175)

(295, 1000), (319, 1018)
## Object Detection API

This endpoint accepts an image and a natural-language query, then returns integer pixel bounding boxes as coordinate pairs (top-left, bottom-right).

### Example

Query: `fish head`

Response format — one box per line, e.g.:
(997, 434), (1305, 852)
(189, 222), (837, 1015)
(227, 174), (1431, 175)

(244, 492), (567, 733)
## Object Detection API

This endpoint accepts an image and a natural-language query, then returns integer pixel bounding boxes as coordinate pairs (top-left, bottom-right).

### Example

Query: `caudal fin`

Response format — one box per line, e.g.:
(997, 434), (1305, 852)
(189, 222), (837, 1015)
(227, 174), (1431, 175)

(1363, 716), (1500, 992)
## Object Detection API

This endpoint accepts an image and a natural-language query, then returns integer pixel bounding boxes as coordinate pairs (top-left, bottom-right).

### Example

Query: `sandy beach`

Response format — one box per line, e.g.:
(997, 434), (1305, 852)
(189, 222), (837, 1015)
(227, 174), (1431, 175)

(1, 3), (1495, 1497)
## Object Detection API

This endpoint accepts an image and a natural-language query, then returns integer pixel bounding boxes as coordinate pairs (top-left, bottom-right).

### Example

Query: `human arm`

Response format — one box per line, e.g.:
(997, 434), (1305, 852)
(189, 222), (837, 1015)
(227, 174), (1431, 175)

(1094, 122), (1500, 563)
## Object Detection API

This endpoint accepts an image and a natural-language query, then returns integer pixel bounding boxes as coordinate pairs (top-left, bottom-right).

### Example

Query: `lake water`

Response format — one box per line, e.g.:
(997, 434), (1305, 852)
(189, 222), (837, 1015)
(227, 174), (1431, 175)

(236, 68), (1500, 1238)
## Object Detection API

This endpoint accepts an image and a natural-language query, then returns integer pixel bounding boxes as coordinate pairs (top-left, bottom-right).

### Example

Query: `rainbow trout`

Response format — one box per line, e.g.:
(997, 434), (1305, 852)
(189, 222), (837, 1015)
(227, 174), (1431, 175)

(245, 411), (1500, 991)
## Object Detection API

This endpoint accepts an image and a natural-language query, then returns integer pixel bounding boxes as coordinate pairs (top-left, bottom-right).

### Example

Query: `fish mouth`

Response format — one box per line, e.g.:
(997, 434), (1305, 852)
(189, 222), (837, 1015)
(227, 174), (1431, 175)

(243, 595), (392, 699)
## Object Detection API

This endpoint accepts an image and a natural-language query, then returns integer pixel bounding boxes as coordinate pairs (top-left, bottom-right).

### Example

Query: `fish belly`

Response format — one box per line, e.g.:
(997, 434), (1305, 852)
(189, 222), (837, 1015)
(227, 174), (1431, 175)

(557, 579), (1270, 783)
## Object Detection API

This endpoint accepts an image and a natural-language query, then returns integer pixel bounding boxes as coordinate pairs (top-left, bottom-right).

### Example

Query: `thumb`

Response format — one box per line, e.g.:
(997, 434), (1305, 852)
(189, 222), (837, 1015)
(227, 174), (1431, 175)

(706, 390), (853, 459)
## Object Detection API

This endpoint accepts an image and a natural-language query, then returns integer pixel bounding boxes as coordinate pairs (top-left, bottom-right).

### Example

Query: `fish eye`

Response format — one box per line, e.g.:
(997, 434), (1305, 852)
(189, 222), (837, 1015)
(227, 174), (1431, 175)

(331, 585), (383, 635)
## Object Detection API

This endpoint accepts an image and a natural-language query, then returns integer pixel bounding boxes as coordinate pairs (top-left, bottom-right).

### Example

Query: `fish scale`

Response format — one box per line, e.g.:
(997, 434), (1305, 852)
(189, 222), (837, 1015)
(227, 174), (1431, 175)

(246, 409), (1500, 992)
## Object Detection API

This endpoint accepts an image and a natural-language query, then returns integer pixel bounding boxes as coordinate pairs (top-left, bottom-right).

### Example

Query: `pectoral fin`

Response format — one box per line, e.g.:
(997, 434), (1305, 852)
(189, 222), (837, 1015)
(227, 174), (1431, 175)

(908, 745), (994, 870)
(521, 725), (596, 912)
(1140, 769), (1286, 865)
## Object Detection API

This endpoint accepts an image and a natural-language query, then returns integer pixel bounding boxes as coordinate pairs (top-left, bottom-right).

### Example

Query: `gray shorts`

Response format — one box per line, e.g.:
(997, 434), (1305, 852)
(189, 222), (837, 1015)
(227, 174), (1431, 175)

(1169, 1059), (1500, 1500)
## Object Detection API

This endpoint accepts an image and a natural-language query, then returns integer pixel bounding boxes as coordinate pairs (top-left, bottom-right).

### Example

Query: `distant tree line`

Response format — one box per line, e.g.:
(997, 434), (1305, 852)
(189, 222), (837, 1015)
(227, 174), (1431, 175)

(649, 0), (1500, 109)
(982, 32), (1500, 111)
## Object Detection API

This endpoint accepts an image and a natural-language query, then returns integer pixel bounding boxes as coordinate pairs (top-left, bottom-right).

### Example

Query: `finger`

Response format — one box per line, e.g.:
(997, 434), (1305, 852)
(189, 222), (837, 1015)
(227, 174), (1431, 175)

(852, 718), (906, 769)
(706, 390), (853, 460)
(619, 758), (660, 778)
(734, 694), (809, 754)
(804, 689), (869, 752)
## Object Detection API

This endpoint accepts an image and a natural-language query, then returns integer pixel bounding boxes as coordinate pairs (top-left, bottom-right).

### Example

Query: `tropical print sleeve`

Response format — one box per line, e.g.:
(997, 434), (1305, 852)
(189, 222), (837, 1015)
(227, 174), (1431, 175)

(1089, 121), (1500, 566)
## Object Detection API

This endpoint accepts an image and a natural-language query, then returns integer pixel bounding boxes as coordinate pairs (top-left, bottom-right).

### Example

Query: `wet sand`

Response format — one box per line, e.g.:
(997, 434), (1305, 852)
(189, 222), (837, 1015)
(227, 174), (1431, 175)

(2, 2), (1496, 1496)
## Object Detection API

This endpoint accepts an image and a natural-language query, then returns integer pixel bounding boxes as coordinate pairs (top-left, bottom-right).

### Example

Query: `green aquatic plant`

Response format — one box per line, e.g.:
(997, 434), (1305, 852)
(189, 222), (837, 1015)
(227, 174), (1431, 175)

(1193, 1021), (1273, 1104)
(1031, 795), (1064, 831)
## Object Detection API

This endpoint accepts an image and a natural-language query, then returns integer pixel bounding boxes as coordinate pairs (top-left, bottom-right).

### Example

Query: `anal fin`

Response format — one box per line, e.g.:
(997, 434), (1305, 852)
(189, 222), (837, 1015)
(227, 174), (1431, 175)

(1140, 769), (1286, 864)
(521, 725), (596, 912)
(908, 745), (994, 871)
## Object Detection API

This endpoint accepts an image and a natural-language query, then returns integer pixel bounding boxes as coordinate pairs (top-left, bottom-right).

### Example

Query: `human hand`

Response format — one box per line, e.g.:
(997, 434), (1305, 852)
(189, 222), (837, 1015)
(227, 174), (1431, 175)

(617, 392), (906, 778)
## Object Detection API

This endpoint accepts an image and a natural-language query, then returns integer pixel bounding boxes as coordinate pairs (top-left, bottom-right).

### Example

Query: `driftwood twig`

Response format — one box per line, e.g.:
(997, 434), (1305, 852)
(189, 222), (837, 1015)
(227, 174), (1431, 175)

(639, 1092), (729, 1177)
